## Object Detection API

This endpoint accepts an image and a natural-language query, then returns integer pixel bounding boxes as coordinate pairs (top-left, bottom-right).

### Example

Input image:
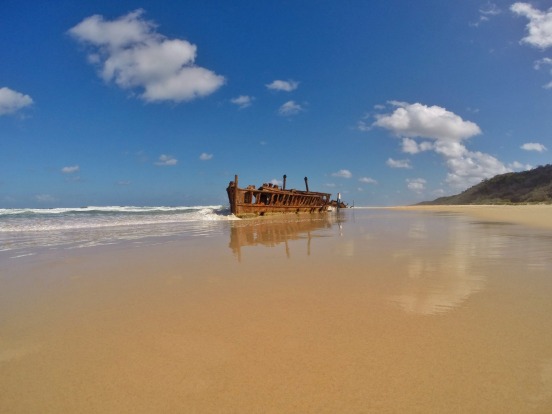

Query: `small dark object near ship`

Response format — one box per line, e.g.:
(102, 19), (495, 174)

(227, 174), (333, 218)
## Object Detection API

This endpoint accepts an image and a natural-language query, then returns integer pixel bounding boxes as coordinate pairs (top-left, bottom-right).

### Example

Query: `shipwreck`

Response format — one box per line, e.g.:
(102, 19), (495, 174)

(227, 174), (332, 218)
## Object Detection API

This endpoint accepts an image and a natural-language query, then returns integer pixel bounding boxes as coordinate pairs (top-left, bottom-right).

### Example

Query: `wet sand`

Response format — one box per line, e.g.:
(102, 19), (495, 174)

(2, 209), (552, 413)
(389, 204), (552, 230)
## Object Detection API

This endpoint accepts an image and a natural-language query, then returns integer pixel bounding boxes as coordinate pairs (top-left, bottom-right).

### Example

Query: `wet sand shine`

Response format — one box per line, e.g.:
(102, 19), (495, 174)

(1, 208), (552, 413)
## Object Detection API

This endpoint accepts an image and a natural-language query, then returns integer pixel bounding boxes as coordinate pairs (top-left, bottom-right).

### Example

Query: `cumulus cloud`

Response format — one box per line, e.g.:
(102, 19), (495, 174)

(373, 102), (509, 189)
(199, 152), (213, 160)
(278, 100), (303, 116)
(331, 169), (353, 178)
(401, 137), (434, 154)
(443, 150), (509, 188)
(68, 9), (225, 102)
(373, 101), (481, 142)
(231, 95), (254, 108)
(0, 87), (33, 115)
(521, 142), (547, 152)
(407, 178), (426, 193)
(386, 158), (412, 169)
(266, 79), (299, 92)
(359, 177), (377, 184)
(61, 165), (80, 174)
(511, 3), (552, 49)
(155, 154), (177, 166)
(508, 161), (532, 170)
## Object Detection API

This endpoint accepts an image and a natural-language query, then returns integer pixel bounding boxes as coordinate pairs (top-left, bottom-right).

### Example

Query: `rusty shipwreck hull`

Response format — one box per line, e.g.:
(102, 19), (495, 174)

(227, 175), (331, 218)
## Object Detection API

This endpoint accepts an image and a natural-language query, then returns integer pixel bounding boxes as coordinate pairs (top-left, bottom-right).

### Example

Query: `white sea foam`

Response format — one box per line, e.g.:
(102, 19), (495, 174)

(0, 205), (237, 254)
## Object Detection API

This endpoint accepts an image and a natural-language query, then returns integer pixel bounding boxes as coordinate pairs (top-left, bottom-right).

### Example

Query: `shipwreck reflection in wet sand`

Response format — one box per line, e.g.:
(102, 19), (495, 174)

(228, 214), (344, 261)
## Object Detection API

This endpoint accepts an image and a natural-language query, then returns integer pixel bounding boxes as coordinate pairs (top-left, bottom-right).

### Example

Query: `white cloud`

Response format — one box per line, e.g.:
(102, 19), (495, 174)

(407, 178), (426, 193)
(511, 3), (552, 49)
(61, 165), (80, 174)
(332, 169), (353, 178)
(443, 150), (509, 188)
(155, 154), (177, 166)
(386, 158), (412, 169)
(534, 57), (552, 69)
(359, 177), (377, 184)
(270, 178), (283, 186)
(374, 102), (510, 189)
(199, 152), (213, 161)
(266, 79), (299, 92)
(68, 9), (225, 102)
(521, 142), (547, 152)
(508, 161), (532, 170)
(231, 95), (254, 108)
(401, 137), (433, 154)
(373, 101), (481, 142)
(278, 100), (303, 116)
(0, 87), (33, 115)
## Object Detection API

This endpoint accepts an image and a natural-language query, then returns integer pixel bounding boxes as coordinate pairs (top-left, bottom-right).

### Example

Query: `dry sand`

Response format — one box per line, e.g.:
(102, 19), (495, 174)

(1, 208), (552, 413)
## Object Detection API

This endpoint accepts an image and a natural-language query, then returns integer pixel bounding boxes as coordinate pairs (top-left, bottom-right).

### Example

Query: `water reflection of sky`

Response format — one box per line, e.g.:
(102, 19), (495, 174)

(356, 210), (552, 315)
(227, 209), (552, 316)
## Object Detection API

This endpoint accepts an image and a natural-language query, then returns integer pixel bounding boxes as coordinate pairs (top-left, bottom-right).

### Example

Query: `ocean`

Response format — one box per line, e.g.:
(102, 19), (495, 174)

(0, 205), (235, 258)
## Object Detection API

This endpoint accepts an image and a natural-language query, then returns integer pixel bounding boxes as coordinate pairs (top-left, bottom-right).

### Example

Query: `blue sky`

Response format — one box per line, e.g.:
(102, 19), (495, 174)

(1, 0), (551, 207)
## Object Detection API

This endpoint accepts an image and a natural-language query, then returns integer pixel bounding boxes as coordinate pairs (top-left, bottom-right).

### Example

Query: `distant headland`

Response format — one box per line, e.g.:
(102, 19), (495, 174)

(419, 164), (552, 205)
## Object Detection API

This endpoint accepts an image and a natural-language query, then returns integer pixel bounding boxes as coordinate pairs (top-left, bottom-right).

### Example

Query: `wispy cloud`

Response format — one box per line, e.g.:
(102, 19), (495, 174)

(521, 142), (547, 152)
(386, 158), (412, 169)
(230, 95), (254, 109)
(471, 2), (501, 27)
(68, 9), (225, 102)
(331, 169), (352, 178)
(35, 194), (57, 203)
(266, 79), (299, 92)
(155, 154), (178, 166)
(533, 58), (552, 88)
(278, 100), (303, 116)
(199, 152), (213, 161)
(61, 165), (80, 174)
(0, 87), (33, 115)
(358, 177), (377, 184)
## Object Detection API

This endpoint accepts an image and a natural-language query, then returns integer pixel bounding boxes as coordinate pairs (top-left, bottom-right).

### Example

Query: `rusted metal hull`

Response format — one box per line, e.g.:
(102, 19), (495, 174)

(227, 175), (331, 218)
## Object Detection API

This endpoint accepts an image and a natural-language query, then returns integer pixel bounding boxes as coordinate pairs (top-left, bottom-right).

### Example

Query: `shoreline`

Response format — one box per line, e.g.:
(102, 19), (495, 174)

(384, 204), (552, 230)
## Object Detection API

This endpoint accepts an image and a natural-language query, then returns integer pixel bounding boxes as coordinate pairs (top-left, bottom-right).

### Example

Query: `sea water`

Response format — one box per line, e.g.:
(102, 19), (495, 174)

(0, 205), (235, 258)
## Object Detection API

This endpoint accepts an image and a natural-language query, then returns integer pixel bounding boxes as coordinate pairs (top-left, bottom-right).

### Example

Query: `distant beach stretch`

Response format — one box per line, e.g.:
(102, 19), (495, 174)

(2, 206), (552, 413)
(388, 204), (552, 230)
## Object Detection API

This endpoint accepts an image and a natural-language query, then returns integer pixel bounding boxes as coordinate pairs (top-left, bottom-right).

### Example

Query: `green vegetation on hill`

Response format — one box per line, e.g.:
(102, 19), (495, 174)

(419, 164), (552, 205)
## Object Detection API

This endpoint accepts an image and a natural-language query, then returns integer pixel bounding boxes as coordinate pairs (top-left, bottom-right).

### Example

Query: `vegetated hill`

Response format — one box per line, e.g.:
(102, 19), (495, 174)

(419, 164), (552, 205)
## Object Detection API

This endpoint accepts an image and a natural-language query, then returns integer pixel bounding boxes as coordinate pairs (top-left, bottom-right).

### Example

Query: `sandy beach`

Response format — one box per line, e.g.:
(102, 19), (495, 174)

(388, 204), (552, 230)
(2, 207), (552, 413)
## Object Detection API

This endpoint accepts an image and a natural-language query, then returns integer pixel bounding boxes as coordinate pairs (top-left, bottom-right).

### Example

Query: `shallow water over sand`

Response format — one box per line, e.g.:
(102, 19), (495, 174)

(1, 209), (552, 413)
